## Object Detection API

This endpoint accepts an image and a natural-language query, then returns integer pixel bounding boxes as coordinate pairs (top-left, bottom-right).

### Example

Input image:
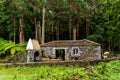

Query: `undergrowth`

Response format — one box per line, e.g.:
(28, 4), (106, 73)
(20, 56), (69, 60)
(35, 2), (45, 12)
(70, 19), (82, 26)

(0, 60), (120, 80)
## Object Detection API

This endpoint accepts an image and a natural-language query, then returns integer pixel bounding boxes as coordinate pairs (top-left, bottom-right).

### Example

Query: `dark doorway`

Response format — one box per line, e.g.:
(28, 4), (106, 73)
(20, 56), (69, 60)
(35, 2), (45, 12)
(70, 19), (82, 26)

(34, 51), (39, 62)
(55, 49), (65, 61)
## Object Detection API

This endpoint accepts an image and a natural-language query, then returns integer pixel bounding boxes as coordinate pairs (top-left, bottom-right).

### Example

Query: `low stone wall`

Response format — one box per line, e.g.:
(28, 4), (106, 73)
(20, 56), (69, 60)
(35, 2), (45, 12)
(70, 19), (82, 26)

(7, 51), (27, 63)
(5, 57), (120, 67)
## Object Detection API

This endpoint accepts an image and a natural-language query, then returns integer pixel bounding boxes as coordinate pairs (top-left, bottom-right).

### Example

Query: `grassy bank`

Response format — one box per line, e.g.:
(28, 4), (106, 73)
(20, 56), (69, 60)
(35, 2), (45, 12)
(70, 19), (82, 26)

(0, 60), (120, 80)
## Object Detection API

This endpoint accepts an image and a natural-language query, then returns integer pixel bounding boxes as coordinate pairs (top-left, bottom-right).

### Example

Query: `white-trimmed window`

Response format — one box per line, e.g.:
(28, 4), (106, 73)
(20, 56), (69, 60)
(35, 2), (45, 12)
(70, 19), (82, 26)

(72, 47), (79, 55)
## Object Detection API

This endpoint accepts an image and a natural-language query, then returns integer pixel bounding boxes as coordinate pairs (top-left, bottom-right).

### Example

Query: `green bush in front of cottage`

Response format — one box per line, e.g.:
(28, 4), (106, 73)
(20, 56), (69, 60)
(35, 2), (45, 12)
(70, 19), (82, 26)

(0, 60), (120, 80)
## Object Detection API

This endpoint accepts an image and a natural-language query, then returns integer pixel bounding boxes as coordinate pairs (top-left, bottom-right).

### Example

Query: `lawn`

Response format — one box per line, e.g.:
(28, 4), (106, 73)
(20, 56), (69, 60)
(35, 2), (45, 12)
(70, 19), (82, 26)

(0, 60), (120, 80)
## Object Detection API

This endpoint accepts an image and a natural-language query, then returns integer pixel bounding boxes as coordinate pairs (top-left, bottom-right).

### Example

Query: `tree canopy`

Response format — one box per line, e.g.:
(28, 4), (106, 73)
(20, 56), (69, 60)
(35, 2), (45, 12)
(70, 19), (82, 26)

(0, 0), (120, 54)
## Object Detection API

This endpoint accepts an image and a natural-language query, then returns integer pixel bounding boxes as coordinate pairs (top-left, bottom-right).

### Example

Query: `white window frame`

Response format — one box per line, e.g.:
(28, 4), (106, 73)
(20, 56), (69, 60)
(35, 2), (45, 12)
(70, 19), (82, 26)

(72, 47), (79, 55)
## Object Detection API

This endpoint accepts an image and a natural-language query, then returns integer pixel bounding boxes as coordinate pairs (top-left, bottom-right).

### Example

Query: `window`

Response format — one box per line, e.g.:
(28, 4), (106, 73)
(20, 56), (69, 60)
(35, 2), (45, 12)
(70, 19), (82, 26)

(72, 47), (79, 55)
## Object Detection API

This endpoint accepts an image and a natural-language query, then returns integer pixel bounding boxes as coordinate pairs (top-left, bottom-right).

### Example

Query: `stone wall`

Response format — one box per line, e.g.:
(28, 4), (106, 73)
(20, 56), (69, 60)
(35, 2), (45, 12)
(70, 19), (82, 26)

(41, 45), (101, 61)
(6, 57), (120, 67)
(6, 51), (27, 63)
(78, 45), (101, 60)
(41, 47), (70, 60)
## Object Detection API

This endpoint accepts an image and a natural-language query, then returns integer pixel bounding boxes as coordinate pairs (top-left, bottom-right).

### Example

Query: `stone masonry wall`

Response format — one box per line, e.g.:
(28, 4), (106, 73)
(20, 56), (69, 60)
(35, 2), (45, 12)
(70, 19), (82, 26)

(41, 45), (101, 61)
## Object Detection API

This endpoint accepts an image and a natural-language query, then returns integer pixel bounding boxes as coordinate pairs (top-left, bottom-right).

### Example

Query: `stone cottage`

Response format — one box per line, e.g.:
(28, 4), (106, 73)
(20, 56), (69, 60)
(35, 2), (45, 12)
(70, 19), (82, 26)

(40, 39), (101, 61)
(26, 39), (41, 62)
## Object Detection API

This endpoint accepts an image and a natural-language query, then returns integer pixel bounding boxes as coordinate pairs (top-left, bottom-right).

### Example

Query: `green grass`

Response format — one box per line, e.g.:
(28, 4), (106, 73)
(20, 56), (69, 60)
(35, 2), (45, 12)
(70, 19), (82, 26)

(0, 60), (120, 80)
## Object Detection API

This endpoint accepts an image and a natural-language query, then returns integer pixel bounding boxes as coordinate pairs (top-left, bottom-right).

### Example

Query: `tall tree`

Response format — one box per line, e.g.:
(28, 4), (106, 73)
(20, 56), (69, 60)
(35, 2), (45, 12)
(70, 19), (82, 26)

(67, 0), (91, 40)
(41, 6), (45, 44)
(19, 17), (24, 43)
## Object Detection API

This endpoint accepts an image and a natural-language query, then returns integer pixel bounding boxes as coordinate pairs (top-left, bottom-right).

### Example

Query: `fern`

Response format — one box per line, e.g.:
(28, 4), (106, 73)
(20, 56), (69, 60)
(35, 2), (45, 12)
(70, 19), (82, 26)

(0, 38), (27, 58)
(11, 47), (16, 55)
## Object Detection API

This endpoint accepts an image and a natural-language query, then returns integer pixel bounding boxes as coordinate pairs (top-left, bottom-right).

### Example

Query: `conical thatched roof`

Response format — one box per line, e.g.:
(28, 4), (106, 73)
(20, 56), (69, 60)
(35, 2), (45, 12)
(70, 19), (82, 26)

(26, 38), (40, 50)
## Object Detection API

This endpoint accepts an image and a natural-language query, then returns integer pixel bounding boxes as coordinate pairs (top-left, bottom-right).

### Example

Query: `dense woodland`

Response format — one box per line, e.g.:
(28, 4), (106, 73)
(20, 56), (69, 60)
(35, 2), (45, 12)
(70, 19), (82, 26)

(0, 0), (120, 56)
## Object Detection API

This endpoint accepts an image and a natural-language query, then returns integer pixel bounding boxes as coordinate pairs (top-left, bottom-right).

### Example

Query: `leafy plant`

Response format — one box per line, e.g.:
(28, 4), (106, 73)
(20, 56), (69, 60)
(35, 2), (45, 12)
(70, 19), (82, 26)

(0, 38), (26, 58)
(0, 60), (120, 80)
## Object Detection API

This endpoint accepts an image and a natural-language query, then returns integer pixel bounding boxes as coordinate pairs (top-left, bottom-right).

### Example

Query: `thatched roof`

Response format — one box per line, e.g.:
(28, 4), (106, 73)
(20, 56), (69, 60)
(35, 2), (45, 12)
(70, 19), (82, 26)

(26, 38), (40, 50)
(40, 39), (100, 47)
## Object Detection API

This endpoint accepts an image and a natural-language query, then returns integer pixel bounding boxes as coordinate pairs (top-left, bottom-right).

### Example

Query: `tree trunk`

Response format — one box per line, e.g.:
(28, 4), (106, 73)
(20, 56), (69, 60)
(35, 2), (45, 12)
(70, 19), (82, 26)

(73, 18), (79, 40)
(38, 20), (41, 43)
(108, 41), (111, 53)
(35, 17), (39, 40)
(35, 17), (37, 40)
(76, 18), (79, 39)
(13, 18), (16, 43)
(119, 46), (120, 51)
(86, 17), (90, 38)
(69, 18), (72, 40)
(19, 17), (24, 43)
(41, 7), (45, 44)
(56, 26), (59, 40)
(51, 23), (54, 41)
(73, 27), (77, 40)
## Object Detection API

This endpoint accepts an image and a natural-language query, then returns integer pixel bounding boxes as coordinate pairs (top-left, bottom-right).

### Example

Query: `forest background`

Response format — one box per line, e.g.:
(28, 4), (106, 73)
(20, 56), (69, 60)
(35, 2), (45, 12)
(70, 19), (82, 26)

(0, 0), (120, 58)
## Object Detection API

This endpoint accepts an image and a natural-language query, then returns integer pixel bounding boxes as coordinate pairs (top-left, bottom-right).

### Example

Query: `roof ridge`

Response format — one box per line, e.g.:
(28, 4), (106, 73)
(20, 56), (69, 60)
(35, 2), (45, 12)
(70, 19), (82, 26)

(82, 39), (100, 45)
(40, 39), (100, 47)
